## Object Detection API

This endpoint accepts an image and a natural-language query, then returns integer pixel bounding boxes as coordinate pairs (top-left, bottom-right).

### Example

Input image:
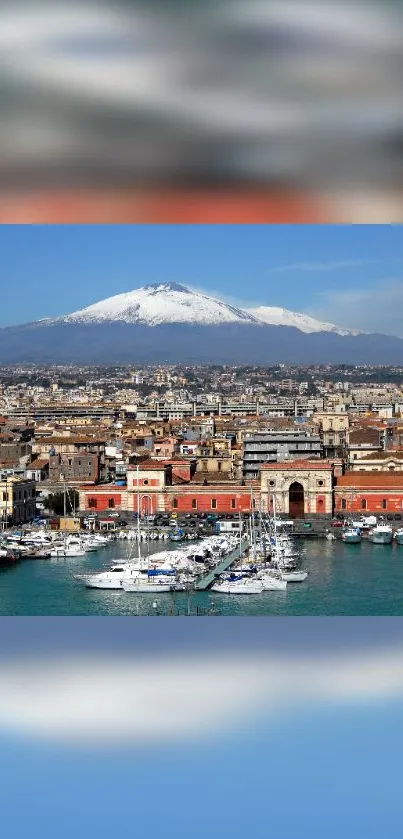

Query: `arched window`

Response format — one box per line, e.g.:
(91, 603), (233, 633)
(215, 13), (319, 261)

(361, 499), (367, 510)
(382, 499), (388, 510)
(108, 498), (115, 508)
(172, 498), (178, 509)
(341, 498), (347, 510)
(88, 498), (97, 508)
(211, 499), (217, 509)
(192, 499), (198, 510)
(231, 499), (236, 509)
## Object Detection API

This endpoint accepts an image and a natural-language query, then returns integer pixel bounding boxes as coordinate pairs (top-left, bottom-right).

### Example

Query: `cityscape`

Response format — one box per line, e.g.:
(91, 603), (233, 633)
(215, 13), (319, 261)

(1, 360), (403, 614)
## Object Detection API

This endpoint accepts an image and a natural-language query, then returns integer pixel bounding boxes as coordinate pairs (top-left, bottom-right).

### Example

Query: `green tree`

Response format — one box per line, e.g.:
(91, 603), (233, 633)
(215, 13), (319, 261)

(43, 491), (79, 516)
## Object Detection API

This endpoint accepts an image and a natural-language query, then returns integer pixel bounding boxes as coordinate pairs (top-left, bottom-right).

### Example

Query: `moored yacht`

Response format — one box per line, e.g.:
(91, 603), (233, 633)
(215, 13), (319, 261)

(368, 524), (393, 545)
(394, 528), (403, 545)
(341, 527), (362, 544)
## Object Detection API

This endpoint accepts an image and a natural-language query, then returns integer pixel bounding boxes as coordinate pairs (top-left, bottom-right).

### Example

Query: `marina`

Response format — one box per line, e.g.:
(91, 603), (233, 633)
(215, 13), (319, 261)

(2, 529), (403, 614)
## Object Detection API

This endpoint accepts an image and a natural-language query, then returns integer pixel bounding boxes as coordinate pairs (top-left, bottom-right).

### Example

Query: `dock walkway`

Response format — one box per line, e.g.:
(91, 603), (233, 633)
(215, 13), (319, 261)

(195, 539), (249, 590)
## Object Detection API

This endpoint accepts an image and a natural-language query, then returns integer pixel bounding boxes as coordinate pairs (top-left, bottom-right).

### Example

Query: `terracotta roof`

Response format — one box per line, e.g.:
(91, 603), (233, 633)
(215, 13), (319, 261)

(336, 472), (403, 488)
(28, 458), (49, 469)
(349, 429), (381, 445)
(358, 451), (403, 461)
(35, 436), (107, 445)
(261, 459), (333, 471)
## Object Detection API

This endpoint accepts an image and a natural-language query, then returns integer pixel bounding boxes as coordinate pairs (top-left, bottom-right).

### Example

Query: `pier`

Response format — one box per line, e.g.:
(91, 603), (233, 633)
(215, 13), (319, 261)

(195, 539), (249, 590)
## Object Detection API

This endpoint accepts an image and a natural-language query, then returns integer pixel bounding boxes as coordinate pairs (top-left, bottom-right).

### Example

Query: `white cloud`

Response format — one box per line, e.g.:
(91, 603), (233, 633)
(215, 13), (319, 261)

(1, 648), (403, 745)
(308, 279), (403, 337)
(269, 259), (387, 275)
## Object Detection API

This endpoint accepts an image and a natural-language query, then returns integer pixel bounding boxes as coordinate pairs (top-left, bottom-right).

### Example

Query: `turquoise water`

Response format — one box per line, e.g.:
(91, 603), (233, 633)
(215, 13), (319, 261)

(1, 538), (403, 615)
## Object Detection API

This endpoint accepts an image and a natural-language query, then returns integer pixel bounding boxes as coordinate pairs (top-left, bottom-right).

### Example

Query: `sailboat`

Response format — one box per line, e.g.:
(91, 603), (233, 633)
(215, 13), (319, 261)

(122, 467), (178, 593)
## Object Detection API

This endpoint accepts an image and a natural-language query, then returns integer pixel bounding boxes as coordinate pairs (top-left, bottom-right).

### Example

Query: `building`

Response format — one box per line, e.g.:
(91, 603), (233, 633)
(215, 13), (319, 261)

(0, 475), (36, 525)
(350, 452), (403, 472)
(334, 472), (403, 515)
(260, 460), (337, 518)
(49, 452), (100, 484)
(243, 431), (322, 479)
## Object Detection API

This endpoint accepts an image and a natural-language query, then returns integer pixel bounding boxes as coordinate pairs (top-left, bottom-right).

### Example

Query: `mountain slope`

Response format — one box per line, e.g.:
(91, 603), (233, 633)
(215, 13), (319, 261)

(53, 283), (259, 327)
(0, 282), (402, 365)
(246, 306), (360, 336)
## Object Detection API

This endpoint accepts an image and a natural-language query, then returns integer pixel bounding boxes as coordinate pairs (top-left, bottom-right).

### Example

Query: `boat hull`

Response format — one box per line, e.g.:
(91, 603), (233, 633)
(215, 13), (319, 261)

(369, 534), (393, 544)
(342, 535), (362, 544)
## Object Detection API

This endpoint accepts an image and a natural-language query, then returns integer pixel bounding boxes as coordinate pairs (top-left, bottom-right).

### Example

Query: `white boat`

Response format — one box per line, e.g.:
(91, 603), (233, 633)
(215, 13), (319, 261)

(122, 576), (175, 593)
(50, 546), (86, 557)
(211, 578), (263, 595)
(82, 561), (147, 589)
(281, 569), (308, 582)
(394, 528), (403, 545)
(368, 524), (393, 544)
(257, 572), (287, 591)
(341, 527), (362, 544)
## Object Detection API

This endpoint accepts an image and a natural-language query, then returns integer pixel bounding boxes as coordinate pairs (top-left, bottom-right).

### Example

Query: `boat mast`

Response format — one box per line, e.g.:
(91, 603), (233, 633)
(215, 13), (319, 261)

(136, 465), (141, 560)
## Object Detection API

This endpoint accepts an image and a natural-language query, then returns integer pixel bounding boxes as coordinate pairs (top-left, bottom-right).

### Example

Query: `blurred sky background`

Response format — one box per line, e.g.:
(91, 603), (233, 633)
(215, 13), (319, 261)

(0, 0), (403, 221)
(0, 225), (403, 336)
(1, 618), (403, 839)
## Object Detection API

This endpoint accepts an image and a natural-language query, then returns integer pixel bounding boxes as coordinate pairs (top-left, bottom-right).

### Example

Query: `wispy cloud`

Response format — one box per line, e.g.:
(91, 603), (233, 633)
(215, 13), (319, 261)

(270, 259), (388, 274)
(307, 278), (403, 337)
(2, 648), (403, 745)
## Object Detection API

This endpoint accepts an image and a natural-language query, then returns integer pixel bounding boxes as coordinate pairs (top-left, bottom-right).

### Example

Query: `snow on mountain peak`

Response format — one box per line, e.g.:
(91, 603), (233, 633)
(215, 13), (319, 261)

(57, 283), (259, 327)
(246, 306), (360, 336)
(50, 282), (359, 334)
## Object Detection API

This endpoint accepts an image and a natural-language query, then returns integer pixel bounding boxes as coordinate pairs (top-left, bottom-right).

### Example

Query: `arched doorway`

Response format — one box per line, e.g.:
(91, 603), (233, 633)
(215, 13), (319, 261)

(289, 482), (304, 518)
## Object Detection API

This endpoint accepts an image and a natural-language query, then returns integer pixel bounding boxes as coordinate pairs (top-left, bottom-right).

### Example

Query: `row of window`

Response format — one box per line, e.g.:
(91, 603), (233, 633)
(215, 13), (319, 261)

(341, 498), (392, 510)
(88, 498), (115, 508)
(172, 498), (253, 510)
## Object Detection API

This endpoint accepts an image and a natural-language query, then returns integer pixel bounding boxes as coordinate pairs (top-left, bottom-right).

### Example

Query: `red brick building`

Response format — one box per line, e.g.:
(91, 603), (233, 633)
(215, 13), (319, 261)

(335, 472), (403, 514)
(79, 458), (258, 515)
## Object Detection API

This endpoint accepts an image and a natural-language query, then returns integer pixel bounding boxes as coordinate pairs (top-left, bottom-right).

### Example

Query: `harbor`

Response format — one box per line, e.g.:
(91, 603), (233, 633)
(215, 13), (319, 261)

(2, 523), (403, 614)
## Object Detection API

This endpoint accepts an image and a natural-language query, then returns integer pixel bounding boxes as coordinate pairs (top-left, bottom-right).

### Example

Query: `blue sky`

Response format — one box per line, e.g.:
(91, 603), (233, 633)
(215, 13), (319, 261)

(1, 225), (403, 334)
(2, 614), (403, 839)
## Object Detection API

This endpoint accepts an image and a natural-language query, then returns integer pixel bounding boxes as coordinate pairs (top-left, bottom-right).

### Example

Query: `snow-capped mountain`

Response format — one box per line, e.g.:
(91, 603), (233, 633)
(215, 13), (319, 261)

(55, 283), (259, 327)
(51, 282), (354, 334)
(246, 306), (360, 336)
(1, 281), (402, 365)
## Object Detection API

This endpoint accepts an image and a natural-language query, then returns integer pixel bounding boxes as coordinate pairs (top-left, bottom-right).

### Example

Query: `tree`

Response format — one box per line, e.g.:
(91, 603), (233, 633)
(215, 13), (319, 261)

(43, 490), (79, 516)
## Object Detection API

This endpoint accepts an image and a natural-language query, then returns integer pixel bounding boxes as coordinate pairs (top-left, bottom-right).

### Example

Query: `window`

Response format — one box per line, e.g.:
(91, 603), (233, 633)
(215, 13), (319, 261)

(173, 498), (178, 509)
(269, 480), (275, 487)
(143, 479), (149, 485)
(192, 499), (198, 510)
(218, 461), (222, 472)
(361, 499), (367, 510)
(202, 461), (208, 471)
(108, 498), (115, 508)
(382, 499), (388, 510)
(341, 498), (347, 510)
(211, 499), (217, 509)
(88, 498), (97, 508)
(68, 459), (72, 466)
(231, 499), (236, 509)
(353, 454), (357, 460)
(317, 480), (324, 487)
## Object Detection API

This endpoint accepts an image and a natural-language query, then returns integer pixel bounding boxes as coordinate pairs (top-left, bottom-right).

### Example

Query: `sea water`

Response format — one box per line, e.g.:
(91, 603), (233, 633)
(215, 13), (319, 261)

(1, 538), (403, 615)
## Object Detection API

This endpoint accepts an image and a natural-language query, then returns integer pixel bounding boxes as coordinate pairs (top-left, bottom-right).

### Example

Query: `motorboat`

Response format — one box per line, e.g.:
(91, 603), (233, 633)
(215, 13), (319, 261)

(394, 528), (403, 545)
(80, 561), (147, 589)
(50, 546), (86, 557)
(341, 527), (362, 544)
(368, 524), (393, 545)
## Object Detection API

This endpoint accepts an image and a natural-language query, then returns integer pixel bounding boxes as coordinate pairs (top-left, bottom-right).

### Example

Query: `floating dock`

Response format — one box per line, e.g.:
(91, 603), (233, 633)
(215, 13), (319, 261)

(195, 539), (249, 590)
